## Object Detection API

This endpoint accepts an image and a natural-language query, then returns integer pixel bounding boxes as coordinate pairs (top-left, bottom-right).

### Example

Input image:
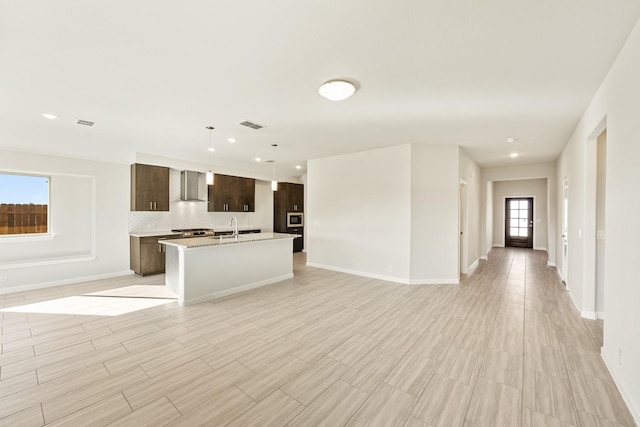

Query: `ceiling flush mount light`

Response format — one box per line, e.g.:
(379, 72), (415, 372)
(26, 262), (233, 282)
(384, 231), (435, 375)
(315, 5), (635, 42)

(41, 113), (57, 120)
(271, 144), (278, 191)
(255, 157), (261, 162)
(227, 138), (236, 144)
(295, 165), (302, 170)
(318, 79), (357, 101)
(506, 137), (517, 144)
(206, 126), (214, 185)
(510, 153), (519, 158)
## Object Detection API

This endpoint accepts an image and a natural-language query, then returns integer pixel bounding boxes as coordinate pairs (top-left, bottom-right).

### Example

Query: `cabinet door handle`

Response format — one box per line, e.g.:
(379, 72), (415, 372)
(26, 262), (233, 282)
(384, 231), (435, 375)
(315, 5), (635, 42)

(158, 243), (162, 253)
(150, 202), (153, 210)
(154, 202), (157, 210)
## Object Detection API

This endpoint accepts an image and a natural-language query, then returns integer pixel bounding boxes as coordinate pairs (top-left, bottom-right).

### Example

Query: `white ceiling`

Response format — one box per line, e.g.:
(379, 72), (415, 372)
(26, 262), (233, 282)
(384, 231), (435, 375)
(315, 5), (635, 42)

(1, 1), (639, 177)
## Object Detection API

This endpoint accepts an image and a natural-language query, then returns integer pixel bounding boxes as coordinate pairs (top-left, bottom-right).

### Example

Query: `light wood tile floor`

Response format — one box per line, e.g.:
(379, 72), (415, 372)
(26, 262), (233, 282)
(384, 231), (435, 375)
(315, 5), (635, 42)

(0, 248), (636, 426)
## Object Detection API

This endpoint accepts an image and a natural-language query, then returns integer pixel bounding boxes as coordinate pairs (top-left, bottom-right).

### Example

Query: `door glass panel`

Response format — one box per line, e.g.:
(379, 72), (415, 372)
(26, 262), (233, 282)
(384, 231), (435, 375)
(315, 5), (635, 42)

(519, 200), (528, 209)
(518, 218), (527, 227)
(510, 219), (519, 227)
(518, 228), (528, 237)
(518, 210), (528, 219)
(510, 227), (519, 236)
(510, 200), (519, 209)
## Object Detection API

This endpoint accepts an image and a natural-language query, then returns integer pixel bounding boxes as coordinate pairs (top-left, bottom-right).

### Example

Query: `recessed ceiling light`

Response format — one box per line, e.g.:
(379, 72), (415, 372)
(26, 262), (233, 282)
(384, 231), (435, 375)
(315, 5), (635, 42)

(506, 137), (517, 144)
(295, 165), (302, 169)
(41, 113), (57, 120)
(208, 147), (215, 152)
(510, 153), (519, 158)
(255, 157), (261, 162)
(228, 138), (236, 143)
(318, 79), (357, 101)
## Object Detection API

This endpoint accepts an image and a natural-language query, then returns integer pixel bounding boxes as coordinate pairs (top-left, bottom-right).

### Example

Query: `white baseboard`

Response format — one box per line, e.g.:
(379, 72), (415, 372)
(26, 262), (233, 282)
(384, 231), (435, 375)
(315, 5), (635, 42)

(533, 247), (547, 251)
(493, 244), (505, 248)
(305, 262), (458, 285)
(596, 311), (605, 320)
(547, 261), (557, 267)
(408, 277), (459, 285)
(468, 258), (479, 271)
(568, 290), (581, 314)
(0, 270), (134, 295)
(601, 349), (640, 425)
(581, 310), (597, 320)
(182, 273), (294, 307)
(480, 256), (488, 261)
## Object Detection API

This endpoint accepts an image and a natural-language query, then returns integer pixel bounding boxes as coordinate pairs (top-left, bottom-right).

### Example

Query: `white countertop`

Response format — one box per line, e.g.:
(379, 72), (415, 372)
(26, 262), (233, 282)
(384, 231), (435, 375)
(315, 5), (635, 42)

(159, 232), (299, 249)
(129, 227), (262, 238)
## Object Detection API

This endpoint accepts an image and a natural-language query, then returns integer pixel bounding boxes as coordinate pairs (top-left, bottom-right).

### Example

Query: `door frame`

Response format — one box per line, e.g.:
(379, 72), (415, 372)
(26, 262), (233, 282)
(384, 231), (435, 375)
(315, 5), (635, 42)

(561, 177), (569, 284)
(501, 195), (536, 249)
(459, 179), (468, 277)
(582, 117), (607, 319)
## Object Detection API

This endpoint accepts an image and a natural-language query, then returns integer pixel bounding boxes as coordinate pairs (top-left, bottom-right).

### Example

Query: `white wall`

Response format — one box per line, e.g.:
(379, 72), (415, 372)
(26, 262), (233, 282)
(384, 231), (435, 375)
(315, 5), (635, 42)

(480, 162), (556, 264)
(492, 179), (548, 250)
(458, 148), (482, 270)
(410, 145), (460, 282)
(0, 149), (130, 292)
(307, 145), (412, 282)
(484, 181), (494, 257)
(307, 143), (466, 284)
(555, 17), (640, 423)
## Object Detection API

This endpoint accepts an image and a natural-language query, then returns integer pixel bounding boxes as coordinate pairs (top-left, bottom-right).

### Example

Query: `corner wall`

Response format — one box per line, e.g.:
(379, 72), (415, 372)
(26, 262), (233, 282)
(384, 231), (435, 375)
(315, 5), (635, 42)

(307, 143), (474, 285)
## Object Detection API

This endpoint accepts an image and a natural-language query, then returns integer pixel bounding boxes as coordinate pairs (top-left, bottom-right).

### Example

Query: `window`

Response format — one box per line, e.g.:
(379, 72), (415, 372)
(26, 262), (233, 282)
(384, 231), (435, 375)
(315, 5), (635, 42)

(0, 173), (49, 236)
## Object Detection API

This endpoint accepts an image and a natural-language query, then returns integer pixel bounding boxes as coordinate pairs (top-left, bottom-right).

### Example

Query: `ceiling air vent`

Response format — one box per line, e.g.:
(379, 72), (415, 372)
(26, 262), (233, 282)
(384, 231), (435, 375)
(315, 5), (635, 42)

(264, 160), (274, 163)
(77, 119), (95, 127)
(238, 120), (264, 130)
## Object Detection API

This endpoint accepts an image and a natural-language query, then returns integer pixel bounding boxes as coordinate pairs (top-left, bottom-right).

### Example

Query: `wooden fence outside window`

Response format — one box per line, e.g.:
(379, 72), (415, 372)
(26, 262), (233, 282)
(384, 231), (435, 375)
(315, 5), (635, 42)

(0, 204), (48, 235)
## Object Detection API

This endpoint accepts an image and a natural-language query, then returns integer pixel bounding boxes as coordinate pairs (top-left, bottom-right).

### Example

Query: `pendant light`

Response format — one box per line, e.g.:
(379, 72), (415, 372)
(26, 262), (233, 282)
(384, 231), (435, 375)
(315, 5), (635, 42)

(206, 126), (214, 185)
(271, 144), (278, 191)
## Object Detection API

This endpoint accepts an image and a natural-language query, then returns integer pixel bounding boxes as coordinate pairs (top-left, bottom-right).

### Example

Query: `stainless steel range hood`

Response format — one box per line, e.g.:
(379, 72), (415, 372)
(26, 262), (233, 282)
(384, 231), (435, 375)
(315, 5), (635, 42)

(180, 170), (205, 201)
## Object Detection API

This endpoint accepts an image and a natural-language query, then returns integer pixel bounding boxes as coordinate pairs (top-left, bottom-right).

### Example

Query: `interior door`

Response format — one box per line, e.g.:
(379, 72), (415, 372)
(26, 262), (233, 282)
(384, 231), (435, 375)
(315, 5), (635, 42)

(505, 198), (533, 248)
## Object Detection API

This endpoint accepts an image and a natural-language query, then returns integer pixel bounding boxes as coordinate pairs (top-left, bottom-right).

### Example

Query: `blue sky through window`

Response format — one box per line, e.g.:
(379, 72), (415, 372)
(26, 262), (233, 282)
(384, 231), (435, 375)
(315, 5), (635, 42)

(0, 174), (49, 204)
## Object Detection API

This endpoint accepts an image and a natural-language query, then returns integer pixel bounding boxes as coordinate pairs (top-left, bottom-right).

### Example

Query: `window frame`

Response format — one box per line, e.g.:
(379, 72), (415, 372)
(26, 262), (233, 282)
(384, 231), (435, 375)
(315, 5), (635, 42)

(0, 171), (51, 239)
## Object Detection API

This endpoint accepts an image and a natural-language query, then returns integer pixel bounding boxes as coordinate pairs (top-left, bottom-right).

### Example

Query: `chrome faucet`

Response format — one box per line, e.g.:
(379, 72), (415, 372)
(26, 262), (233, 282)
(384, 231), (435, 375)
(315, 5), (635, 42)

(229, 217), (238, 237)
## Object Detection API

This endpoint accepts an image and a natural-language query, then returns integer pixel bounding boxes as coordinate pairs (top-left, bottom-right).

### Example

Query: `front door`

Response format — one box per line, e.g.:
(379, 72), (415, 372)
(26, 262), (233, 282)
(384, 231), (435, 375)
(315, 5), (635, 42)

(505, 198), (533, 248)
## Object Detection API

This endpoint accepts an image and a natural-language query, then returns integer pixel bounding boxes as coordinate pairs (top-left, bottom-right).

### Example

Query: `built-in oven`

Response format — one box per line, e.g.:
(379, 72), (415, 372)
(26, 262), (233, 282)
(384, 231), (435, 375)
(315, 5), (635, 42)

(287, 212), (304, 227)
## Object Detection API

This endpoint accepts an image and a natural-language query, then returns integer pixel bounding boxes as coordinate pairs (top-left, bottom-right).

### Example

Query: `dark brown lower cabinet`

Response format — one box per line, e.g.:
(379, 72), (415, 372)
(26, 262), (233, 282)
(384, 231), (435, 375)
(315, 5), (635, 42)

(288, 227), (303, 253)
(130, 235), (181, 276)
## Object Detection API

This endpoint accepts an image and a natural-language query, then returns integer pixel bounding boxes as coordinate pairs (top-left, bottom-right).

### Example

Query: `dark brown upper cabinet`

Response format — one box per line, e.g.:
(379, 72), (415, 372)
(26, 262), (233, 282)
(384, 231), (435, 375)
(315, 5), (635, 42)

(208, 174), (255, 212)
(273, 182), (304, 231)
(130, 163), (170, 211)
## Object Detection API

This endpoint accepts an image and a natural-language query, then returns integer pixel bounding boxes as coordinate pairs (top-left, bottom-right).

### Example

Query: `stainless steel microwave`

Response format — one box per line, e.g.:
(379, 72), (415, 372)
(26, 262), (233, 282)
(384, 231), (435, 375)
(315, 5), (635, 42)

(287, 212), (304, 227)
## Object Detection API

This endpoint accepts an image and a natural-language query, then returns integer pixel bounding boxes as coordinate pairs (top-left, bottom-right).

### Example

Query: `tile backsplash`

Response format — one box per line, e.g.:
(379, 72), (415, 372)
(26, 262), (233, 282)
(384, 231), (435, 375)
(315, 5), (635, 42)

(128, 169), (272, 232)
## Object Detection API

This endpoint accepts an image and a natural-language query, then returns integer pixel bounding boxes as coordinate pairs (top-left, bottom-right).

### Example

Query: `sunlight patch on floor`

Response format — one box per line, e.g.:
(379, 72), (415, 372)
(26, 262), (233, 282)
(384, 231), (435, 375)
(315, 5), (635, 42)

(83, 285), (178, 299)
(0, 295), (175, 316)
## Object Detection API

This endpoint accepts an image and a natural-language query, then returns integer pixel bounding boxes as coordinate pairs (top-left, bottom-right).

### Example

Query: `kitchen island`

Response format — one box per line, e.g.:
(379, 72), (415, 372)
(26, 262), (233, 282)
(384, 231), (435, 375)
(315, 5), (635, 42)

(160, 232), (298, 306)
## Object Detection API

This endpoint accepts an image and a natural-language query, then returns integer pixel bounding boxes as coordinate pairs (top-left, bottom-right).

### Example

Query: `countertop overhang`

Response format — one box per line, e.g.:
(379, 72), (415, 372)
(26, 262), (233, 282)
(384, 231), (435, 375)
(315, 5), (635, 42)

(159, 232), (300, 249)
